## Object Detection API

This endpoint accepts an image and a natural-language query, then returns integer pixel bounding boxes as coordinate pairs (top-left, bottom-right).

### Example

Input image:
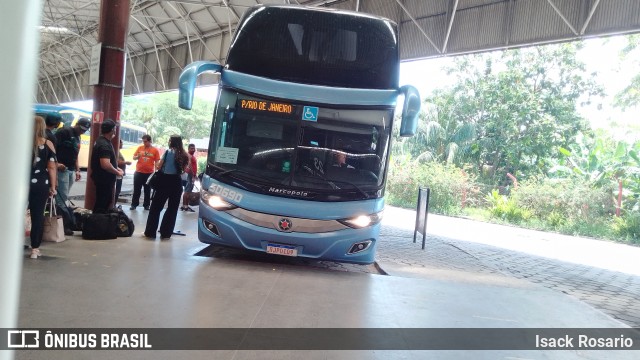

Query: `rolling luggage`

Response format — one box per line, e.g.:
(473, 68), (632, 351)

(82, 213), (119, 240)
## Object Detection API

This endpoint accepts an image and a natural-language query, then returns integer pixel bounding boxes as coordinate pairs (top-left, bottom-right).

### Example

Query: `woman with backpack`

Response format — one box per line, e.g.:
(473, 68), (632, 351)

(143, 135), (188, 240)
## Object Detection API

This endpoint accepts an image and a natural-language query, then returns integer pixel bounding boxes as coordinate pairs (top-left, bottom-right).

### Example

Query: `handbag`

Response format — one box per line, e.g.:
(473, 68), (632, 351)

(187, 183), (200, 206)
(146, 171), (161, 189)
(43, 198), (66, 242)
(146, 151), (167, 189)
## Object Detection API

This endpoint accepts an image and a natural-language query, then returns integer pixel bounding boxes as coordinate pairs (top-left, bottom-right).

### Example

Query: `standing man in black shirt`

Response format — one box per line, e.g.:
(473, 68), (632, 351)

(54, 117), (91, 235)
(54, 117), (91, 209)
(90, 119), (124, 212)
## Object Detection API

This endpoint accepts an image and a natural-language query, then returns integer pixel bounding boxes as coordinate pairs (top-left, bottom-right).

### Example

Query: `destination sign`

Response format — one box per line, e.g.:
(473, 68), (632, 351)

(240, 99), (294, 115)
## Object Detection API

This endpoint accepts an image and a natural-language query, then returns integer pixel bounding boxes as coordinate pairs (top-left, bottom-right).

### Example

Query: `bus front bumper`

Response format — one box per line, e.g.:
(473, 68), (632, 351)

(197, 207), (379, 264)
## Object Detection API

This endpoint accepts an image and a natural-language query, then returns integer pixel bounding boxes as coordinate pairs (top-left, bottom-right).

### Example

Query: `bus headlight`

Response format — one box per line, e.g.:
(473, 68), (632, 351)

(202, 192), (237, 211)
(338, 211), (384, 229)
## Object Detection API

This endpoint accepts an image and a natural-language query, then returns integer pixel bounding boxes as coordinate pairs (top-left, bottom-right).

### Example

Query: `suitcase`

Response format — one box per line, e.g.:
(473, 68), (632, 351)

(82, 213), (119, 240)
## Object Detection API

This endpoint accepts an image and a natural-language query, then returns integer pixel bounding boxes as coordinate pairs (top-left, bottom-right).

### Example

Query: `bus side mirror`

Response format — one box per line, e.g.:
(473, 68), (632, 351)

(178, 61), (223, 110)
(399, 85), (420, 137)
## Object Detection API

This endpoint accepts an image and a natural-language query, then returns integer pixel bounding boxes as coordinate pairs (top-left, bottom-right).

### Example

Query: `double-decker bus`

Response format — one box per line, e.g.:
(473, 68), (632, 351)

(33, 104), (147, 168)
(178, 5), (420, 264)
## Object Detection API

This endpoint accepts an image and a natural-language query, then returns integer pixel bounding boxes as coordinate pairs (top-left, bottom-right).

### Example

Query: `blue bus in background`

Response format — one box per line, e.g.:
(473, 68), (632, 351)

(178, 5), (420, 264)
(33, 104), (146, 168)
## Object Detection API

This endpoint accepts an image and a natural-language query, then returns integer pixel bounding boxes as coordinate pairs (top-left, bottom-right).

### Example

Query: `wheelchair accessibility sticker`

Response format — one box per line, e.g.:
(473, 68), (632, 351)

(302, 106), (318, 122)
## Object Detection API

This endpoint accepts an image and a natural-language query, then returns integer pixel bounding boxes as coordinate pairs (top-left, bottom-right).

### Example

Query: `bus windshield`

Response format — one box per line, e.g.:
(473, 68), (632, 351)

(227, 6), (398, 89)
(208, 89), (391, 202)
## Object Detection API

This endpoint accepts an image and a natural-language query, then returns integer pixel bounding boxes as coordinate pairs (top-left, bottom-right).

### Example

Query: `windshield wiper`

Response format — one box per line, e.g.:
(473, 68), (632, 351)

(297, 173), (370, 199)
(212, 165), (263, 182)
(218, 169), (237, 176)
(328, 179), (370, 199)
(211, 165), (242, 177)
(211, 164), (234, 176)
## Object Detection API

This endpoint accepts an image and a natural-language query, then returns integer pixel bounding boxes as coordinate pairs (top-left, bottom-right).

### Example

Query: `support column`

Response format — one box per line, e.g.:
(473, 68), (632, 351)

(86, 0), (130, 210)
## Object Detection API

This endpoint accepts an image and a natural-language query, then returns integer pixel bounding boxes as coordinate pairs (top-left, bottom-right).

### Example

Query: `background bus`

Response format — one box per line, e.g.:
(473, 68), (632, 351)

(33, 104), (146, 168)
(178, 5), (420, 264)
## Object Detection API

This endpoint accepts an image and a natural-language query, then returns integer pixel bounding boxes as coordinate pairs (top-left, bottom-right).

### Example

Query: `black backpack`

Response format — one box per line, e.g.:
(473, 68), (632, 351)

(112, 206), (135, 237)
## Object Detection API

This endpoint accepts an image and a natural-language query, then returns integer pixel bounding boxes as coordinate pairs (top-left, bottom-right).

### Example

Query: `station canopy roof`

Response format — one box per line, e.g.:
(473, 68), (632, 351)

(37, 0), (640, 103)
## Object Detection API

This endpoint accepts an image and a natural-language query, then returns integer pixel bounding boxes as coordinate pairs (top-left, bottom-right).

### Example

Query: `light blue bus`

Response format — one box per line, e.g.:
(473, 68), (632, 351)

(178, 5), (420, 264)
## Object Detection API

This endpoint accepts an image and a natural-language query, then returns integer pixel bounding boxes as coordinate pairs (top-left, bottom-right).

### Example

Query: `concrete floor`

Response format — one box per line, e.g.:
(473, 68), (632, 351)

(12, 175), (638, 359)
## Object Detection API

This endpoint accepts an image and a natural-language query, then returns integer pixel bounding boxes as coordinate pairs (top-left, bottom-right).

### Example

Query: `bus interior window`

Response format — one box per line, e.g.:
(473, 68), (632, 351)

(61, 113), (74, 126)
(308, 30), (325, 62)
(325, 29), (357, 63)
(246, 120), (283, 141)
(287, 23), (304, 56)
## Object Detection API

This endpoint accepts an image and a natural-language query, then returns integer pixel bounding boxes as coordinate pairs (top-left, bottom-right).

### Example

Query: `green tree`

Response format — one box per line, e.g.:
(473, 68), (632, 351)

(613, 34), (640, 109)
(122, 92), (214, 146)
(551, 130), (640, 212)
(550, 130), (615, 185)
(406, 43), (604, 185)
(394, 88), (477, 165)
(122, 96), (157, 136)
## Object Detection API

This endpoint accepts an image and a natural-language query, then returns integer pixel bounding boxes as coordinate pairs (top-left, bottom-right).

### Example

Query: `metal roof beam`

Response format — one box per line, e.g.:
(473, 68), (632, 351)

(580, 0), (601, 35)
(394, 0), (441, 54)
(546, 0), (579, 36)
(442, 0), (459, 54)
(131, 15), (168, 89)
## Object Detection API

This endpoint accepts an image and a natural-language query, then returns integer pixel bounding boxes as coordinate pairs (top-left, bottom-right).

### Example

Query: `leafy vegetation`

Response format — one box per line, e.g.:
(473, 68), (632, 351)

(388, 38), (639, 245)
(386, 157), (476, 215)
(121, 92), (213, 146)
(612, 212), (640, 244)
(393, 43), (604, 185)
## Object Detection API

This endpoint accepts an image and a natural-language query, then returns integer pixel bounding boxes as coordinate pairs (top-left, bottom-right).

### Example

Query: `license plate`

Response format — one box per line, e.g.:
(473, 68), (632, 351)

(266, 243), (298, 257)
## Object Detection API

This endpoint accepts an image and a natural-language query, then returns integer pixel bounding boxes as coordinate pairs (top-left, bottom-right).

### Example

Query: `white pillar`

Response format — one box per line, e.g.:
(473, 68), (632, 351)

(0, 0), (43, 359)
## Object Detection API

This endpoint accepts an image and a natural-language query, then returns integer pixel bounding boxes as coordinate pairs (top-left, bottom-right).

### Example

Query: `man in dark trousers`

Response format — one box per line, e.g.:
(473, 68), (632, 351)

(54, 116), (91, 234)
(91, 119), (124, 212)
(55, 117), (91, 208)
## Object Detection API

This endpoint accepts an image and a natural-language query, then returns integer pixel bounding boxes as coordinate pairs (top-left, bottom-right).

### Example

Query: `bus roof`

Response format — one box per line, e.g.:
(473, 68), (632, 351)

(33, 103), (146, 131)
(227, 5), (399, 90)
(33, 103), (89, 115)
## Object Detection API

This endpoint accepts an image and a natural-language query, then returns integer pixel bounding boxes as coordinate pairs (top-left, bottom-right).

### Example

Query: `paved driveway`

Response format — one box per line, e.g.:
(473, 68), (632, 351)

(376, 207), (640, 327)
(74, 174), (640, 327)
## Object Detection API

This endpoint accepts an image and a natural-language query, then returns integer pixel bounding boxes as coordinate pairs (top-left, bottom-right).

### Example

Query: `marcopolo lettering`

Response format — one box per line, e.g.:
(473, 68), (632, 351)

(268, 187), (308, 197)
